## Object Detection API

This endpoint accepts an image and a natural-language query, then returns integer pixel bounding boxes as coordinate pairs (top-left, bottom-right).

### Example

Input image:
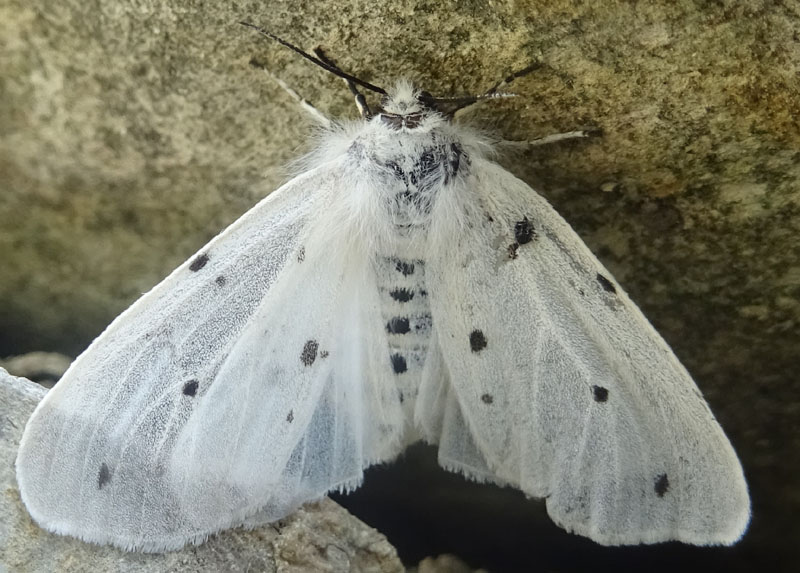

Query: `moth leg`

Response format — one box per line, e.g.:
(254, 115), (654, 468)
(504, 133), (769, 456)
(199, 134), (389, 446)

(313, 47), (372, 119)
(501, 127), (603, 148)
(448, 64), (539, 117)
(248, 59), (332, 127)
(483, 63), (542, 96)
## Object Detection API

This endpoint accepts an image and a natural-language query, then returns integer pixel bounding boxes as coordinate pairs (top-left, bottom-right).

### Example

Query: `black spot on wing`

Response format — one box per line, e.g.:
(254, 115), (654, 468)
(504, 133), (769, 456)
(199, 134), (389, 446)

(390, 353), (407, 374)
(182, 379), (199, 397)
(592, 385), (609, 402)
(469, 330), (487, 353)
(98, 463), (112, 489)
(286, 410), (294, 423)
(514, 218), (535, 244)
(654, 473), (670, 497)
(320, 350), (329, 359)
(297, 246), (305, 262)
(508, 243), (520, 259)
(481, 393), (494, 404)
(189, 253), (209, 272)
(596, 273), (617, 294)
(390, 288), (414, 302)
(215, 275), (226, 286)
(301, 340), (319, 366)
(387, 317), (411, 334)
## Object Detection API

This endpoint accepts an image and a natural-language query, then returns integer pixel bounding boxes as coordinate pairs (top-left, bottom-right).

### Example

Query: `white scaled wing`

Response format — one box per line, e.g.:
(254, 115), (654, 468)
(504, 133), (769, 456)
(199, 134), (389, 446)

(420, 158), (750, 546)
(16, 161), (406, 551)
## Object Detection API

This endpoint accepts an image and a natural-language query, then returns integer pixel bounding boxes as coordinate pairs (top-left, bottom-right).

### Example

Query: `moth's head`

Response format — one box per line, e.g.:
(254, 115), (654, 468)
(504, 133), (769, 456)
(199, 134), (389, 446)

(375, 80), (442, 131)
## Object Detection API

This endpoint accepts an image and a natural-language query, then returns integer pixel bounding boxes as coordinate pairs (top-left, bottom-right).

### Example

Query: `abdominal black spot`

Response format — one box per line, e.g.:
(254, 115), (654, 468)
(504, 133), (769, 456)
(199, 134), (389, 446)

(592, 385), (609, 402)
(481, 393), (494, 404)
(395, 260), (415, 276)
(301, 340), (319, 366)
(390, 353), (407, 374)
(189, 253), (209, 272)
(98, 463), (112, 489)
(596, 273), (617, 294)
(390, 288), (414, 302)
(297, 246), (305, 262)
(654, 473), (670, 497)
(182, 379), (199, 397)
(514, 218), (536, 245)
(286, 410), (294, 423)
(387, 317), (411, 334)
(469, 330), (487, 352)
(508, 243), (520, 259)
(215, 275), (226, 286)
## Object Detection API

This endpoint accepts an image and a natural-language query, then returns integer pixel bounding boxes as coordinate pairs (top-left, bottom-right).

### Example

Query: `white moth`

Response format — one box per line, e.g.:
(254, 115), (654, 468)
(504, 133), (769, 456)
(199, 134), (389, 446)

(16, 27), (750, 553)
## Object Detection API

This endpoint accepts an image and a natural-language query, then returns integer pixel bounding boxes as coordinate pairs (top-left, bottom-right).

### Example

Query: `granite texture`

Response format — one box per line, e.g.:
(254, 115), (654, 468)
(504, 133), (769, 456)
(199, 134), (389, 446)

(1, 1), (797, 570)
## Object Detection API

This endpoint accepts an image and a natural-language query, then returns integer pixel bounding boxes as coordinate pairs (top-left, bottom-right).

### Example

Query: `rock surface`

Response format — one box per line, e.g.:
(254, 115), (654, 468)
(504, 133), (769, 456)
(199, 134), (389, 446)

(0, 369), (404, 573)
(1, 1), (798, 570)
(0, 352), (71, 387)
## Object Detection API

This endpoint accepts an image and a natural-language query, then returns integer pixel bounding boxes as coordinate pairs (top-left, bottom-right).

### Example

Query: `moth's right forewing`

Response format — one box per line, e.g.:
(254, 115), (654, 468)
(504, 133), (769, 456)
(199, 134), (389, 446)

(423, 158), (750, 546)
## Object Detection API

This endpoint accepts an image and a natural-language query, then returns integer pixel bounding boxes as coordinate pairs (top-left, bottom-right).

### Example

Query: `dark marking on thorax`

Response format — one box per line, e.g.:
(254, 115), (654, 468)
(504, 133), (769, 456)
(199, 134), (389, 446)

(350, 134), (469, 230)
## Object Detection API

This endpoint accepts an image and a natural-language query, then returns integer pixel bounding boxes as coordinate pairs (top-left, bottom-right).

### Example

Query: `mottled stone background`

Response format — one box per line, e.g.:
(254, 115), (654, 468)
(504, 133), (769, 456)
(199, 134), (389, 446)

(1, 1), (797, 571)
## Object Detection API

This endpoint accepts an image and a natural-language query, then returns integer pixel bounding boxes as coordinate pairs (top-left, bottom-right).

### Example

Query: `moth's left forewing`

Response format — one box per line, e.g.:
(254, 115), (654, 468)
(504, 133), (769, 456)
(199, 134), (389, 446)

(16, 162), (407, 551)
(423, 157), (750, 546)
